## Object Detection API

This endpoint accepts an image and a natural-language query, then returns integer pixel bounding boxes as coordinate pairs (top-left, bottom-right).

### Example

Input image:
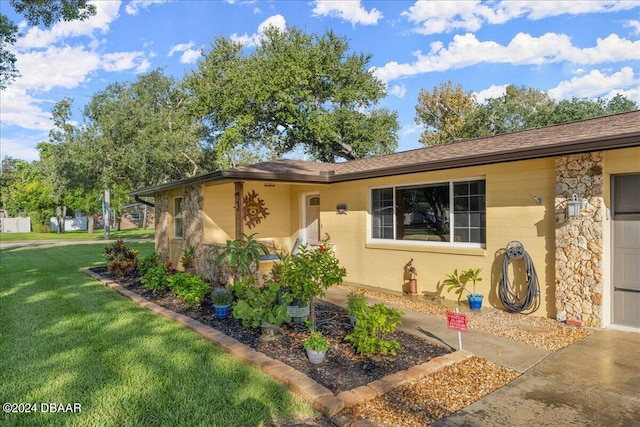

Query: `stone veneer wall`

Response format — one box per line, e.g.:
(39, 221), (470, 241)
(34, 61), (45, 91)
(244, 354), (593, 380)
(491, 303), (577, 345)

(154, 191), (170, 261)
(555, 152), (605, 327)
(182, 184), (204, 274)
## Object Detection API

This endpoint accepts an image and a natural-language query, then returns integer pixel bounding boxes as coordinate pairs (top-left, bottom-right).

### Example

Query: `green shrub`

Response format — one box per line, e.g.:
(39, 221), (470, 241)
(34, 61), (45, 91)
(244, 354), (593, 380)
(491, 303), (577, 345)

(168, 272), (210, 308)
(344, 303), (404, 356)
(104, 239), (139, 278)
(231, 279), (290, 328)
(347, 289), (367, 316)
(141, 265), (171, 293)
(139, 252), (162, 277)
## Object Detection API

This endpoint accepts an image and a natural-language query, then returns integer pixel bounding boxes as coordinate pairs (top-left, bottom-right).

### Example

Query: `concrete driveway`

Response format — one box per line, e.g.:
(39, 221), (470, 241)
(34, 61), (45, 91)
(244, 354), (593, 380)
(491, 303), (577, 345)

(431, 329), (640, 426)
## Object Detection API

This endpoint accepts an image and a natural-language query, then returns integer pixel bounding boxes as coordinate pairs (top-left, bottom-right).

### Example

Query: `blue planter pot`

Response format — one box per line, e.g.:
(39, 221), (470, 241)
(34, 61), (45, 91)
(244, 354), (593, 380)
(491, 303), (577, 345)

(468, 294), (483, 310)
(214, 304), (231, 319)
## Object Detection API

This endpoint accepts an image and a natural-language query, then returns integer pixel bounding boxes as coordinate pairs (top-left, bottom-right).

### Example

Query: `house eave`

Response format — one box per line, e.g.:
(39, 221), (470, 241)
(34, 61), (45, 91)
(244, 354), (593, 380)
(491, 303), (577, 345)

(330, 132), (640, 182)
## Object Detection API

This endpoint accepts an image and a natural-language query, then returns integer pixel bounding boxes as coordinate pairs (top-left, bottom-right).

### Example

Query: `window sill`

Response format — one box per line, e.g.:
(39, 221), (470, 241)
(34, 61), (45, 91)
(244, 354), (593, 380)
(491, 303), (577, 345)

(365, 240), (486, 256)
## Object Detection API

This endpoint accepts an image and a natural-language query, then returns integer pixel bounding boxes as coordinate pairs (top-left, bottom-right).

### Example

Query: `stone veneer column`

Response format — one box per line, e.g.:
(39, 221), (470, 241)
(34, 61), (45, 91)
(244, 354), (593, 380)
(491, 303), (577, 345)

(154, 191), (170, 261)
(182, 184), (204, 274)
(555, 152), (605, 328)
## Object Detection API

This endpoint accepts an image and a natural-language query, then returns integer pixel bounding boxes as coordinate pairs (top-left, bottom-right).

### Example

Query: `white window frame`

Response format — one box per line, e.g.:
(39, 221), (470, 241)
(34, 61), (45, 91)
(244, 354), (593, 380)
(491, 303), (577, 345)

(368, 177), (486, 248)
(173, 197), (184, 239)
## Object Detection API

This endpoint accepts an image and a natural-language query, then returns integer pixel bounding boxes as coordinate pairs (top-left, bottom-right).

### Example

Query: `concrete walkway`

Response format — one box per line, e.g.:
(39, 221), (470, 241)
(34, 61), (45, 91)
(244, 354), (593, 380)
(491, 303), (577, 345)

(431, 329), (640, 426)
(323, 286), (551, 373)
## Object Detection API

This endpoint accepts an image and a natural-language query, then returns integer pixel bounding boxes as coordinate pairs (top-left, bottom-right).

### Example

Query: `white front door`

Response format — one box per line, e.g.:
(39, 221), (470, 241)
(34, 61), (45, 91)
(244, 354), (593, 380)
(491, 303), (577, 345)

(612, 174), (640, 328)
(304, 195), (320, 245)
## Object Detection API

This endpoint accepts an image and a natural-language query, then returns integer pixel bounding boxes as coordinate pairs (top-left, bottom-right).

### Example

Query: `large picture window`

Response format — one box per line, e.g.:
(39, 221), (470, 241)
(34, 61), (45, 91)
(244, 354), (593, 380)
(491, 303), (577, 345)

(174, 197), (183, 239)
(371, 179), (485, 245)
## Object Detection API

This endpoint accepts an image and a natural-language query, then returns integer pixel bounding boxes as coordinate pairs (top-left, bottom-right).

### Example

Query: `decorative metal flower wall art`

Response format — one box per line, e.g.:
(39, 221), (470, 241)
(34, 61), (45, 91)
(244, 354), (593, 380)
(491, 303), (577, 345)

(243, 189), (270, 229)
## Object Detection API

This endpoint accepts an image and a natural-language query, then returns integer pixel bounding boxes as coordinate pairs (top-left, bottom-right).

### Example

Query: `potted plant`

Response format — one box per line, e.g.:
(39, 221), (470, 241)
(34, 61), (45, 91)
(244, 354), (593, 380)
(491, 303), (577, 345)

(303, 331), (330, 364)
(180, 246), (196, 274)
(347, 289), (367, 326)
(211, 288), (233, 319)
(444, 268), (484, 309)
(279, 243), (346, 332)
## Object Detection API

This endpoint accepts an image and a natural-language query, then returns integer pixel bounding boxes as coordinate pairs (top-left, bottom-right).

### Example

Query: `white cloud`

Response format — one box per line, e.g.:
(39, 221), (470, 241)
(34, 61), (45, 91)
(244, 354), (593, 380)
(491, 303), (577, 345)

(389, 84), (407, 98)
(474, 85), (508, 103)
(15, 45), (101, 91)
(102, 51), (151, 73)
(168, 41), (201, 63)
(400, 122), (423, 137)
(230, 14), (286, 47)
(168, 42), (195, 57)
(548, 66), (637, 100)
(0, 87), (53, 131)
(125, 0), (171, 16)
(16, 1), (121, 49)
(0, 136), (45, 162)
(626, 19), (640, 34)
(312, 0), (383, 25)
(402, 0), (640, 34)
(373, 32), (640, 82)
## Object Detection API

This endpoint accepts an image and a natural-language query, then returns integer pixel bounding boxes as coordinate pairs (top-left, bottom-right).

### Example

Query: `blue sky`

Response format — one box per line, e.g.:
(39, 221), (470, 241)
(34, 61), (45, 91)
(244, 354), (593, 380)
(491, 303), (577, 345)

(1, 0), (639, 162)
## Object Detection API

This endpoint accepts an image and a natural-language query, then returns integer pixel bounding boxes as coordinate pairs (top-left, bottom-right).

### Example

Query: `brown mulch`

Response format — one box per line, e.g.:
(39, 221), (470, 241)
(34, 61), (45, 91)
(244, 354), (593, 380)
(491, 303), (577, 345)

(90, 267), (451, 395)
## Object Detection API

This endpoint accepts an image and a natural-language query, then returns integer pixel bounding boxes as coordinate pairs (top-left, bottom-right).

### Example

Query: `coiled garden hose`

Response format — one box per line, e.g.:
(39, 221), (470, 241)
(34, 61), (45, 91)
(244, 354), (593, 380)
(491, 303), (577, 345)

(499, 241), (540, 313)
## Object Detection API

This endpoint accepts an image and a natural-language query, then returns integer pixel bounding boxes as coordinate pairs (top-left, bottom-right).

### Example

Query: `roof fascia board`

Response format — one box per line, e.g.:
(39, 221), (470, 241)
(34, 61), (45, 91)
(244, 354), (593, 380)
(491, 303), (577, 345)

(331, 133), (640, 183)
(132, 130), (639, 195)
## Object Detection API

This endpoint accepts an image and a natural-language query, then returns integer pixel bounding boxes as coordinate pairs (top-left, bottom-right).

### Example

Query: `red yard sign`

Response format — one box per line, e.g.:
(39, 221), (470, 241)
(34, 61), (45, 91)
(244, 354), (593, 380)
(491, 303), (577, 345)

(447, 311), (469, 333)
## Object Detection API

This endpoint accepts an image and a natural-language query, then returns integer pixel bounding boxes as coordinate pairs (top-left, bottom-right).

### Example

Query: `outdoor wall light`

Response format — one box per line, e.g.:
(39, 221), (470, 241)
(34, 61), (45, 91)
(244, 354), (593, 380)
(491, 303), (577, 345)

(336, 203), (348, 215)
(533, 196), (542, 205)
(567, 193), (583, 218)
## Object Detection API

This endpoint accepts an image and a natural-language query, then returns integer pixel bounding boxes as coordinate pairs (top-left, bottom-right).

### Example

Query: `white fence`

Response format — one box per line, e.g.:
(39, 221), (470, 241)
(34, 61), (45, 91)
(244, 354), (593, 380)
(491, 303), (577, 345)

(50, 217), (88, 232)
(0, 217), (31, 233)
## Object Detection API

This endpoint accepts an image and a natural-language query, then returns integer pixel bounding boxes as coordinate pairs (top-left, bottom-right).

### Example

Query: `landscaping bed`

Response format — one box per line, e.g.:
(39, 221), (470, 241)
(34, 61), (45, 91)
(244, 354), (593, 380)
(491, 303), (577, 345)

(89, 266), (451, 394)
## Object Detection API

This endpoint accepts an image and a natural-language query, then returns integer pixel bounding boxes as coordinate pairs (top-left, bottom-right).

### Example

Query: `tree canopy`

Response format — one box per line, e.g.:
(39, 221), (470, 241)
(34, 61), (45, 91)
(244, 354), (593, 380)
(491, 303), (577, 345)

(1, 0), (96, 89)
(187, 26), (399, 164)
(415, 82), (638, 146)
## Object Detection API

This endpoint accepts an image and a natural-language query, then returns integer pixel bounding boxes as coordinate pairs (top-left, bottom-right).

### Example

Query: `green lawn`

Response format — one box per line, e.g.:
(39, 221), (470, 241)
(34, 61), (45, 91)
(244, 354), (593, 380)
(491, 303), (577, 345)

(0, 228), (155, 243)
(0, 243), (316, 426)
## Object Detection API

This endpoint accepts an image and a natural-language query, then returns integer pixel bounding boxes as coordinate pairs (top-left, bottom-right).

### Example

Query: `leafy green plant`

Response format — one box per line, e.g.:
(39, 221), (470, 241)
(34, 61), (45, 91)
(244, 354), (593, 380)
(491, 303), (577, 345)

(211, 288), (233, 306)
(347, 289), (367, 316)
(344, 303), (404, 356)
(444, 268), (483, 302)
(138, 252), (162, 277)
(279, 243), (346, 331)
(231, 279), (290, 328)
(141, 265), (172, 293)
(104, 239), (139, 278)
(216, 233), (269, 283)
(180, 246), (196, 269)
(168, 272), (210, 308)
(303, 331), (330, 352)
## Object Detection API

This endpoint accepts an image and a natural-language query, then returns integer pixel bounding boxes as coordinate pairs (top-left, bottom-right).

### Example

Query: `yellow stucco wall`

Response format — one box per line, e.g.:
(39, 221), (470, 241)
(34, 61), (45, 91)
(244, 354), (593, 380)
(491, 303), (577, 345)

(302, 159), (556, 317)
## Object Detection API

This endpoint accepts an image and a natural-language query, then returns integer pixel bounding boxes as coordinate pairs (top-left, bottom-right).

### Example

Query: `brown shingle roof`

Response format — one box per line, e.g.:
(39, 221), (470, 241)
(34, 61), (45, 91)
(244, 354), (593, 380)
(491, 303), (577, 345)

(132, 110), (640, 196)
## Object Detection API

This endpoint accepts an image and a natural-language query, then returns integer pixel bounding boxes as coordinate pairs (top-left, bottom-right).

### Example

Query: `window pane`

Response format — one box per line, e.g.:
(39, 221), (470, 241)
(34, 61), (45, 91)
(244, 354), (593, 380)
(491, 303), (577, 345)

(399, 183), (449, 241)
(175, 218), (183, 238)
(372, 188), (394, 239)
(372, 179), (484, 245)
(452, 180), (486, 243)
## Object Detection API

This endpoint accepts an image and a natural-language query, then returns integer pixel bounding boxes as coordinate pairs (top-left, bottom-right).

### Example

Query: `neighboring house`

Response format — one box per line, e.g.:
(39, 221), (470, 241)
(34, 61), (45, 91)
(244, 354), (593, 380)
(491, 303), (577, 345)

(120, 203), (155, 229)
(132, 111), (640, 330)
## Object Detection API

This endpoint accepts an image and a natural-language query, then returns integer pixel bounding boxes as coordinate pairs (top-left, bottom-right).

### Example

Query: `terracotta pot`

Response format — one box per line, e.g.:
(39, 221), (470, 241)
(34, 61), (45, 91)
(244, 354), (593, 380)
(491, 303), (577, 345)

(409, 278), (418, 295)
